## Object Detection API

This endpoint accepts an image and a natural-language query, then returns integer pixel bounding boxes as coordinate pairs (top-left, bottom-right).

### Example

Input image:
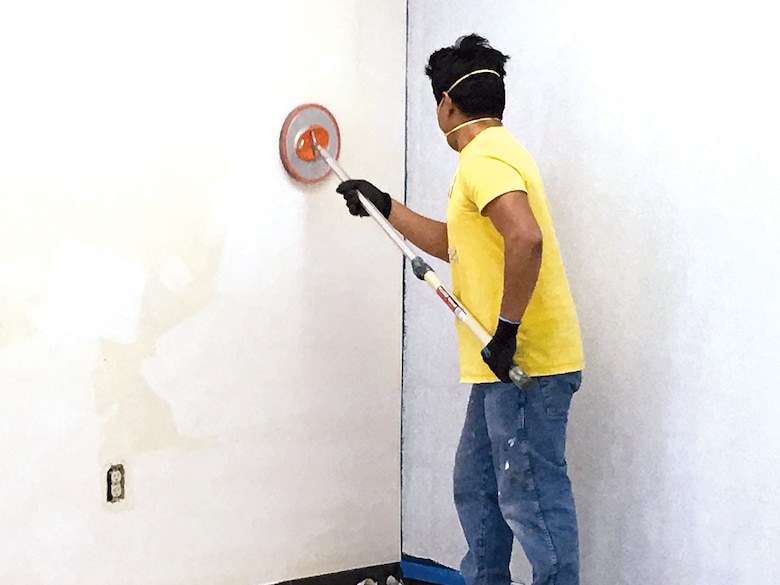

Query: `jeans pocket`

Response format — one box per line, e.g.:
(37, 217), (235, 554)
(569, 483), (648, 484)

(538, 372), (580, 419)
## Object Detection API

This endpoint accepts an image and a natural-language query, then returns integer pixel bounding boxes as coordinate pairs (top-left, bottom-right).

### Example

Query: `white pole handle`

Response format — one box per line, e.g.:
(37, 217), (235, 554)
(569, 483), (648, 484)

(312, 136), (532, 390)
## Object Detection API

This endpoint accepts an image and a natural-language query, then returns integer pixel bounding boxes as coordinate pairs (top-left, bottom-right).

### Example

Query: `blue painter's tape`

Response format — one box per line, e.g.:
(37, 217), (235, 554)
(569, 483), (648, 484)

(400, 556), (464, 585)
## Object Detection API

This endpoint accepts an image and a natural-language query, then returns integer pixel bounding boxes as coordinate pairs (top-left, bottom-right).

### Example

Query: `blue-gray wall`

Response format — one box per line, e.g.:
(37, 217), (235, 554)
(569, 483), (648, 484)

(403, 2), (780, 583)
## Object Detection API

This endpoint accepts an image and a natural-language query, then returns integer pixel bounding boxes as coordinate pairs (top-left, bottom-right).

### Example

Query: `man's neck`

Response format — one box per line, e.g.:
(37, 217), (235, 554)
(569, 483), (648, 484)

(451, 118), (502, 152)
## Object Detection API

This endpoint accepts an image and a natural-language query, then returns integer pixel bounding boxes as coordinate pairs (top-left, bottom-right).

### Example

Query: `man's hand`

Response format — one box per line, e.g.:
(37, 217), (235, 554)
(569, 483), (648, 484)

(336, 179), (392, 219)
(481, 318), (520, 383)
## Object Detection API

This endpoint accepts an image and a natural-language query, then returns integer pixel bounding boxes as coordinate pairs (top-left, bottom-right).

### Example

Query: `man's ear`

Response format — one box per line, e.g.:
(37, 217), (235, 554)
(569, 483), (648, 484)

(439, 91), (459, 117)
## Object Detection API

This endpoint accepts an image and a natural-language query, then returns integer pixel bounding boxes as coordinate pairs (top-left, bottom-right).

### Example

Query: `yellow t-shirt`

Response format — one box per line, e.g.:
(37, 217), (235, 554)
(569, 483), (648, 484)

(447, 126), (584, 382)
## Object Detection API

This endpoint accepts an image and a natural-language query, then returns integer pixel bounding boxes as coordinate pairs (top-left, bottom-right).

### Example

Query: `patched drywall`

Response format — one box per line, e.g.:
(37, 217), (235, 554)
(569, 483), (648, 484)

(0, 2), (405, 584)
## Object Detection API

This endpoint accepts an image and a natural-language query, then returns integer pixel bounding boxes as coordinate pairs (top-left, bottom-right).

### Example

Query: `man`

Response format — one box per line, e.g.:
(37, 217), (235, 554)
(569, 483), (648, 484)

(337, 34), (584, 585)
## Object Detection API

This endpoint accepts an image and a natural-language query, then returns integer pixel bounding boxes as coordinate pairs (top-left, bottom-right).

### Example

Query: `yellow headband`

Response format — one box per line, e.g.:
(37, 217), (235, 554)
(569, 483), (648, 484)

(445, 69), (501, 94)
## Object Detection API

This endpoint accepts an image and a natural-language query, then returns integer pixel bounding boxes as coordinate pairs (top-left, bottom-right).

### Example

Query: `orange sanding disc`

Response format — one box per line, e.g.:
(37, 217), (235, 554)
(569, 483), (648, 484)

(279, 103), (341, 183)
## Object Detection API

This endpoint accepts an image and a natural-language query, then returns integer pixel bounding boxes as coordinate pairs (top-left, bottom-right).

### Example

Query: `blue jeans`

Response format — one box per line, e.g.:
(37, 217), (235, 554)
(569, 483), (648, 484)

(453, 372), (581, 585)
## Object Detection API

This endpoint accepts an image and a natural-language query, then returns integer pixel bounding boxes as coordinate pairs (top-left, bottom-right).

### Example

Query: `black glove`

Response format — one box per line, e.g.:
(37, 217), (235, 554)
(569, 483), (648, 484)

(336, 179), (392, 219)
(481, 318), (520, 383)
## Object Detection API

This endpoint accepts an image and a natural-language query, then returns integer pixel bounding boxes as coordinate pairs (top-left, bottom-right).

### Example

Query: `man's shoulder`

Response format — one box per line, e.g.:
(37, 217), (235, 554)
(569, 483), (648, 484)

(463, 127), (527, 160)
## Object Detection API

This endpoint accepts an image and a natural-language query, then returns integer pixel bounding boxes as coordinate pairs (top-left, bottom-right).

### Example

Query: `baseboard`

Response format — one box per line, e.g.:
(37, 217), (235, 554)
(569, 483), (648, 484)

(399, 555), (464, 585)
(274, 563), (401, 585)
(270, 555), (463, 585)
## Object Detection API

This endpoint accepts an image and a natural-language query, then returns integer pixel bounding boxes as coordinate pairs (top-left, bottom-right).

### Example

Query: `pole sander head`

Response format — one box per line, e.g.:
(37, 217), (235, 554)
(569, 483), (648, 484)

(279, 103), (341, 183)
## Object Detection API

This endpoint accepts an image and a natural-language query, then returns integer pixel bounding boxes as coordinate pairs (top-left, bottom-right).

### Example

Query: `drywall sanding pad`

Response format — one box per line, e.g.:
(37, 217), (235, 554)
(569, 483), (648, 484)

(279, 103), (341, 183)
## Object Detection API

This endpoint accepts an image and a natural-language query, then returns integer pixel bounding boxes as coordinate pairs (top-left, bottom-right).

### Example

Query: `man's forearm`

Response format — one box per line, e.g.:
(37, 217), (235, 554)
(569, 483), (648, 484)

(499, 236), (542, 323)
(388, 200), (449, 262)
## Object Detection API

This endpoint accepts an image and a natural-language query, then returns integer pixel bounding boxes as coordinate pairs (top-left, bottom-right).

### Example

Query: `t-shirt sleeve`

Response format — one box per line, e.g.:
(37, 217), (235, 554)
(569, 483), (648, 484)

(460, 154), (527, 213)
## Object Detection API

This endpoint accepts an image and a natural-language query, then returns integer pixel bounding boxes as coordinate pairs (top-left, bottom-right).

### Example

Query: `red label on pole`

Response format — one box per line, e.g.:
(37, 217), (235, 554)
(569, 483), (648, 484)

(434, 286), (454, 310)
(436, 286), (466, 320)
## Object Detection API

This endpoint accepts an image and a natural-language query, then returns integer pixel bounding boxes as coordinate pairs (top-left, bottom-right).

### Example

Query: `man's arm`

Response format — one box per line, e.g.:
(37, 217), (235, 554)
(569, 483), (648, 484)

(387, 200), (449, 262)
(482, 190), (543, 322)
(336, 179), (449, 262)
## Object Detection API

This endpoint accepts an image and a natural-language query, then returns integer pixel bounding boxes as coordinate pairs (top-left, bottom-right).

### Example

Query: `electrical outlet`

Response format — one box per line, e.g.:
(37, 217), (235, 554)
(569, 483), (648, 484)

(106, 464), (125, 503)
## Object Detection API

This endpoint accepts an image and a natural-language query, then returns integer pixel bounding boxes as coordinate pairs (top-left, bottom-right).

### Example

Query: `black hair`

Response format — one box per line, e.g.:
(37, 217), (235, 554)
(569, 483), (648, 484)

(425, 34), (510, 118)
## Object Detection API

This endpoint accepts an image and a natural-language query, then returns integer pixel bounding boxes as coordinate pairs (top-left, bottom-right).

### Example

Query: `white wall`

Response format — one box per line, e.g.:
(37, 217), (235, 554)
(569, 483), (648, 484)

(404, 1), (780, 584)
(0, 2), (405, 584)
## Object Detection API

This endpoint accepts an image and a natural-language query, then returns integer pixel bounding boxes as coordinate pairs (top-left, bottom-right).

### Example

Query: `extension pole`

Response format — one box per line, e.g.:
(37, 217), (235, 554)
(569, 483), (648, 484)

(313, 136), (531, 390)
